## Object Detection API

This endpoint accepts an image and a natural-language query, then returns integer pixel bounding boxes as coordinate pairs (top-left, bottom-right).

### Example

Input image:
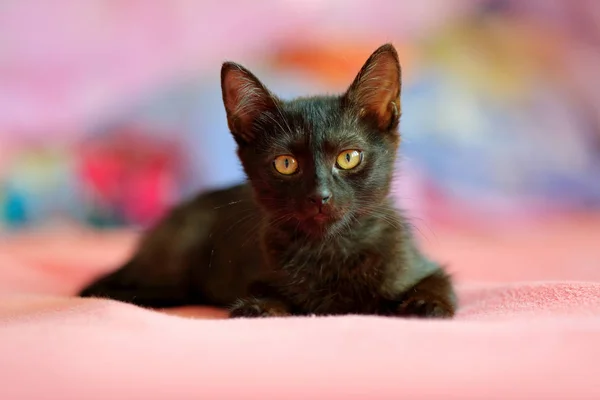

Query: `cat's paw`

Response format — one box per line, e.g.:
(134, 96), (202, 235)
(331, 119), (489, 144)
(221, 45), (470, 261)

(396, 294), (455, 319)
(228, 298), (291, 318)
(395, 269), (457, 319)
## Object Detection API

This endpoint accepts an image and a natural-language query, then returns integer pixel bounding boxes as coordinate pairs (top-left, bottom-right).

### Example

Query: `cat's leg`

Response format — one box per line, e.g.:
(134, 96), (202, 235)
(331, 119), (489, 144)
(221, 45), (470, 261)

(394, 269), (457, 318)
(80, 284), (190, 308)
(228, 297), (291, 318)
(79, 261), (193, 308)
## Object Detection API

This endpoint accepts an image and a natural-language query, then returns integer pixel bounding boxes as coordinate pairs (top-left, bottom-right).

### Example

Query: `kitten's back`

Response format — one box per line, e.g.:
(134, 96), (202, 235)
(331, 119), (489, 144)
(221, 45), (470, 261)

(80, 183), (263, 307)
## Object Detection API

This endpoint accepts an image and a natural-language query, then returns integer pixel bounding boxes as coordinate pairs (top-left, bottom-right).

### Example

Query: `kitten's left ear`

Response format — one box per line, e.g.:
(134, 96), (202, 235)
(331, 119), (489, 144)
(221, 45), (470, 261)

(344, 43), (401, 130)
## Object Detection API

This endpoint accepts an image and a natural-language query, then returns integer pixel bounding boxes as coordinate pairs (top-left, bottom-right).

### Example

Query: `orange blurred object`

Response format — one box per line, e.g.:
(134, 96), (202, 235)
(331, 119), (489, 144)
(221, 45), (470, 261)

(271, 40), (416, 87)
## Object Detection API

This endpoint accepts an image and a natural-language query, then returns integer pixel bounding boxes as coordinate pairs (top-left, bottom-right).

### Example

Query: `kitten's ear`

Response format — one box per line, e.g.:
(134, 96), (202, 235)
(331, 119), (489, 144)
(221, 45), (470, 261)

(221, 62), (278, 144)
(344, 43), (401, 130)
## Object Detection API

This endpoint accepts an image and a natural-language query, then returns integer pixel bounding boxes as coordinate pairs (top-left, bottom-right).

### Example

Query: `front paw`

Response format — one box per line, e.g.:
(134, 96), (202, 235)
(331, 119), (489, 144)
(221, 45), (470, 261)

(229, 298), (291, 318)
(395, 269), (457, 319)
(397, 294), (455, 319)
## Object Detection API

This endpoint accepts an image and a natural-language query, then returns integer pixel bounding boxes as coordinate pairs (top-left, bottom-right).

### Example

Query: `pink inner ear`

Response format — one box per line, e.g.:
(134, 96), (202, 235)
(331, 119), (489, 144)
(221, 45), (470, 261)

(357, 60), (399, 113)
(226, 71), (261, 120)
(222, 67), (275, 141)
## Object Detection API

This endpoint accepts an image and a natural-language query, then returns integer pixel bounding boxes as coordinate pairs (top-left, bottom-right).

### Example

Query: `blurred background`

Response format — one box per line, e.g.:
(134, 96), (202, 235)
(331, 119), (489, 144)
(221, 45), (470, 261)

(1, 0), (600, 235)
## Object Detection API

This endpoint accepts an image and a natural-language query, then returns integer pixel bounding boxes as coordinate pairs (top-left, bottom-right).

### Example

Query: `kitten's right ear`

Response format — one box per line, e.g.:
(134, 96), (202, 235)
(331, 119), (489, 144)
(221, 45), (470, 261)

(221, 62), (278, 144)
(344, 43), (401, 131)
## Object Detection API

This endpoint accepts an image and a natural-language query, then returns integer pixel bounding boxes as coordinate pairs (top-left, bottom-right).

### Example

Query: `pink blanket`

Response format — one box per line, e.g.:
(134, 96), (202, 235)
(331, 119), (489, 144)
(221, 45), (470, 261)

(1, 215), (600, 399)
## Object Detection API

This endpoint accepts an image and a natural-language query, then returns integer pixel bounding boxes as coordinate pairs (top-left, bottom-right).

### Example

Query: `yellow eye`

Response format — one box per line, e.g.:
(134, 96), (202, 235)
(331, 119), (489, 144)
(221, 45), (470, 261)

(336, 150), (362, 170)
(273, 155), (298, 175)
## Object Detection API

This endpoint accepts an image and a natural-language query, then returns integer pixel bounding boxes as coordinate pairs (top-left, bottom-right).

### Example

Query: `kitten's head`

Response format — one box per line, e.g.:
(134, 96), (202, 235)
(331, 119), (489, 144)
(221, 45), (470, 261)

(221, 43), (401, 237)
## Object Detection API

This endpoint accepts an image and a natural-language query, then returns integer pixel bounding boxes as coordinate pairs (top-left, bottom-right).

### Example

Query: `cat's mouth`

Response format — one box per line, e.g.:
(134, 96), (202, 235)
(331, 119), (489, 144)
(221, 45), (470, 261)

(312, 213), (329, 222)
(302, 207), (343, 226)
(289, 207), (349, 238)
(310, 212), (332, 225)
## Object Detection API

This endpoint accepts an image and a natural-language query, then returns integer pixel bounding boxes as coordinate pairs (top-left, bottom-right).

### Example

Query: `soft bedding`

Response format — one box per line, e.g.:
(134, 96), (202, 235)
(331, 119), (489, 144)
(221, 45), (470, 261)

(1, 214), (599, 399)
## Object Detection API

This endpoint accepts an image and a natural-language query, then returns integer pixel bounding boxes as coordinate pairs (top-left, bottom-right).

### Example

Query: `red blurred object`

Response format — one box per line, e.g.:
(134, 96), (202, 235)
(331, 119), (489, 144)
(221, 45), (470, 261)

(76, 126), (182, 226)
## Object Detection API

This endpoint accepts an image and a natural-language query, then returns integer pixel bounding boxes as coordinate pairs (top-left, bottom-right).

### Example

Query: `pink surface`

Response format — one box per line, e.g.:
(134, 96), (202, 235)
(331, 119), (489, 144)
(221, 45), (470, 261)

(1, 214), (600, 399)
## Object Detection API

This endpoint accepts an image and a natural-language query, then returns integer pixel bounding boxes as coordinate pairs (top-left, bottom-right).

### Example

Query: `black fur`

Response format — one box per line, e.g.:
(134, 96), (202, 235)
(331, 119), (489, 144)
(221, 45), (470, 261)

(80, 43), (457, 319)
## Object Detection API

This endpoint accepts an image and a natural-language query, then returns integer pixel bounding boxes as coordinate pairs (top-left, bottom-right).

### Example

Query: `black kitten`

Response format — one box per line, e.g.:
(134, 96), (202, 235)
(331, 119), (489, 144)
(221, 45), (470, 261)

(80, 43), (457, 319)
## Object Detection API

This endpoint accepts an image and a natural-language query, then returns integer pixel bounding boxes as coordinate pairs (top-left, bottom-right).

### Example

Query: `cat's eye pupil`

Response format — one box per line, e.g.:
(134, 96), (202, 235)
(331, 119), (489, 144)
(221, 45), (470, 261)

(284, 158), (289, 168)
(345, 153), (351, 162)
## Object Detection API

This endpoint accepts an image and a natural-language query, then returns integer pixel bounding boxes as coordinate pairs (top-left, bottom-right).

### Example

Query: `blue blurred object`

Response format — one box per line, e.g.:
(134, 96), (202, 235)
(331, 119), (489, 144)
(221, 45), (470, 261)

(2, 185), (29, 228)
(402, 66), (600, 210)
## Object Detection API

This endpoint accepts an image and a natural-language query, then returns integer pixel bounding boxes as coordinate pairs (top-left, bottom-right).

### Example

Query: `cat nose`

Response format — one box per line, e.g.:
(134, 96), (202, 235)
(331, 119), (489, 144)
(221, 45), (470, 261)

(308, 190), (332, 206)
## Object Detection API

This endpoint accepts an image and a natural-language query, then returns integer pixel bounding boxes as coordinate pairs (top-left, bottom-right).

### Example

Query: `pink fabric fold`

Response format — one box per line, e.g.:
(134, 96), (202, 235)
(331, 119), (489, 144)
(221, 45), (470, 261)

(1, 217), (599, 399)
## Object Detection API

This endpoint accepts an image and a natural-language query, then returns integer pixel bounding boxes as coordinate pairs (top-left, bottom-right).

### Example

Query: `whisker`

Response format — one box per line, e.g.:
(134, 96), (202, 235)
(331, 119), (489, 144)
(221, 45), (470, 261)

(212, 199), (247, 210)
